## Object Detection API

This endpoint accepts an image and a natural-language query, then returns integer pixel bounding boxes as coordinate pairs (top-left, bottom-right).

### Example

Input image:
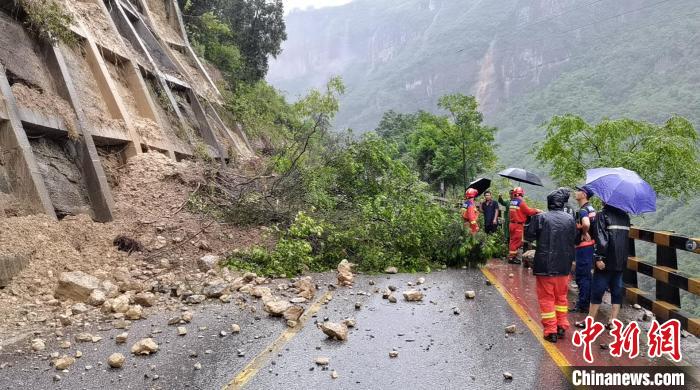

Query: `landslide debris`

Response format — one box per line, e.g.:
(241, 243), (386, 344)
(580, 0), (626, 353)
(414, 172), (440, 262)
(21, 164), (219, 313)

(0, 153), (268, 340)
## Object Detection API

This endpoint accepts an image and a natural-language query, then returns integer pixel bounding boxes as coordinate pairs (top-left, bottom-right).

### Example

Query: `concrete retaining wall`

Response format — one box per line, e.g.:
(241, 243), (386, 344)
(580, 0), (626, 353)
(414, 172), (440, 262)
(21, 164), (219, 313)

(0, 0), (254, 222)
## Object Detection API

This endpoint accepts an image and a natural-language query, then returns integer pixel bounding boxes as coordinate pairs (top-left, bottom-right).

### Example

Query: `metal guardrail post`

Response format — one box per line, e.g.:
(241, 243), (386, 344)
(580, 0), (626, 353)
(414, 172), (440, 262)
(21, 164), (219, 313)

(624, 236), (638, 287)
(656, 244), (681, 306)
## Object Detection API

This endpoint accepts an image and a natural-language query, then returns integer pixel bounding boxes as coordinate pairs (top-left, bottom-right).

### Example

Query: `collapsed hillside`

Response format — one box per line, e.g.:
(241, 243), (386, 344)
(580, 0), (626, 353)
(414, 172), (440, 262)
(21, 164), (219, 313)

(0, 153), (269, 341)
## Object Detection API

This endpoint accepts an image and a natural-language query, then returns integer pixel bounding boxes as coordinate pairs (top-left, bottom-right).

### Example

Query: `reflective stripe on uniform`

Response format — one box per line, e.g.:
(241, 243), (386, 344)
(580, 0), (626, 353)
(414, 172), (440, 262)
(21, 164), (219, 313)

(541, 312), (556, 319)
(555, 305), (568, 312)
(607, 225), (630, 231)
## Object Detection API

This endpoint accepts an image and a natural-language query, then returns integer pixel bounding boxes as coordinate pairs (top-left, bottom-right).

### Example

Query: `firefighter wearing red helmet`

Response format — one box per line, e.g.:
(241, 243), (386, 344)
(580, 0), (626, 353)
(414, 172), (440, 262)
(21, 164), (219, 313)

(462, 188), (480, 234)
(508, 186), (541, 263)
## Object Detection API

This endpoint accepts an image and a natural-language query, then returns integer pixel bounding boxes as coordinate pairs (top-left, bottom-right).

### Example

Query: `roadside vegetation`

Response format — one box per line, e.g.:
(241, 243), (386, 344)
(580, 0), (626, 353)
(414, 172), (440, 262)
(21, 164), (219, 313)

(177, 1), (505, 276)
(188, 76), (504, 276)
(10, 0), (76, 45)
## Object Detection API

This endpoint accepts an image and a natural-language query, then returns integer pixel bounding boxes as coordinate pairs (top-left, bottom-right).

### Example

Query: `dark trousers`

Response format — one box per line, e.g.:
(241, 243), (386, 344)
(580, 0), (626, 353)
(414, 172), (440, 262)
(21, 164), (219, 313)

(484, 223), (498, 234)
(592, 270), (624, 305)
(574, 245), (594, 309)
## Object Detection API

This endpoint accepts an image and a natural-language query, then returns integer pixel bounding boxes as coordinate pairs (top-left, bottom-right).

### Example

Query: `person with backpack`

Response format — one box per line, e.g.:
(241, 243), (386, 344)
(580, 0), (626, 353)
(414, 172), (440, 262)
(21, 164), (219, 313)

(577, 203), (631, 329)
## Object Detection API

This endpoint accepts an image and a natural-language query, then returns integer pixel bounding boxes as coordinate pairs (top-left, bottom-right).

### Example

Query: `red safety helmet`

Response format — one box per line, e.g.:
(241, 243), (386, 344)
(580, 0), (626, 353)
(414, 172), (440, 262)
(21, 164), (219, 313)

(513, 187), (525, 196)
(465, 188), (479, 198)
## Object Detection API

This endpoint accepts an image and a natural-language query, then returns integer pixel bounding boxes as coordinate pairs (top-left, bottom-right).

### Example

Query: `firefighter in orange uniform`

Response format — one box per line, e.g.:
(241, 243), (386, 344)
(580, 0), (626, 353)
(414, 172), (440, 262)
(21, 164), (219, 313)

(508, 187), (541, 264)
(462, 188), (479, 235)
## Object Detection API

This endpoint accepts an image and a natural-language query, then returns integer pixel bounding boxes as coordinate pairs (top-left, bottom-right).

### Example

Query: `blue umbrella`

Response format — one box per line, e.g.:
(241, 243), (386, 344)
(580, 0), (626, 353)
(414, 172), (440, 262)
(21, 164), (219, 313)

(585, 167), (656, 214)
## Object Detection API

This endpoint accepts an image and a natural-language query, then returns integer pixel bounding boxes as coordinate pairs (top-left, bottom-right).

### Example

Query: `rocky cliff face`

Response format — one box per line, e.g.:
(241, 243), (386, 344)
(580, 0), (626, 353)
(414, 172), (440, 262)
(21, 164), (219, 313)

(269, 0), (516, 129)
(269, 0), (699, 132)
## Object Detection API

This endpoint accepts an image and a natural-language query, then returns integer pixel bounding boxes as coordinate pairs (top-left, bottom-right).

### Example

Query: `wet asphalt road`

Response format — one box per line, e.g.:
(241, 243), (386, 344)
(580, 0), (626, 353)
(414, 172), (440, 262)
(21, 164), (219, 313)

(0, 268), (569, 389)
(245, 268), (567, 390)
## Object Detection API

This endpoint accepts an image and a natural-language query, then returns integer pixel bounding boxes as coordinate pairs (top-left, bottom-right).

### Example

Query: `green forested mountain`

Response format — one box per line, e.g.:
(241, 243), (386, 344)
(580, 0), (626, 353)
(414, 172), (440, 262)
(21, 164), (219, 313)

(269, 0), (700, 237)
(267, 0), (700, 311)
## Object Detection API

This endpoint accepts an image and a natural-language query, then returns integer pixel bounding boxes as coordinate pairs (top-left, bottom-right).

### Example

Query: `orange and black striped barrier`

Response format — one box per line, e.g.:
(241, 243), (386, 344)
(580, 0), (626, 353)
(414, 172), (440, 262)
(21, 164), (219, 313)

(624, 227), (700, 336)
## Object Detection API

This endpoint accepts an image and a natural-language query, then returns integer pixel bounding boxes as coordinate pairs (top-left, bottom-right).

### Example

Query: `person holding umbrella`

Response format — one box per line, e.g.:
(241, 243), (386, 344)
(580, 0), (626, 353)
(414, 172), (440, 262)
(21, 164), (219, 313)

(583, 202), (630, 327)
(575, 167), (656, 328)
(497, 168), (544, 264)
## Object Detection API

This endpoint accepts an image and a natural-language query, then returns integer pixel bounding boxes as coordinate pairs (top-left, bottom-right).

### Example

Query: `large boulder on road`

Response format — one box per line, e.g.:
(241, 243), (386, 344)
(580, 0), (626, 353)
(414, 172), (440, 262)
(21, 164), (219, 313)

(294, 277), (316, 299)
(384, 266), (398, 274)
(403, 290), (424, 301)
(197, 255), (220, 272)
(319, 322), (348, 341)
(55, 271), (101, 301)
(264, 299), (292, 316)
(283, 305), (304, 322)
(131, 338), (159, 355)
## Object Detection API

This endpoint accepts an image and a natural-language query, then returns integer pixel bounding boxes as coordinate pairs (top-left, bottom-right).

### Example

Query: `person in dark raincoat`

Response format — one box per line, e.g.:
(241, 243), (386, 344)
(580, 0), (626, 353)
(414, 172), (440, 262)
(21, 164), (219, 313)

(577, 203), (631, 329)
(525, 188), (576, 343)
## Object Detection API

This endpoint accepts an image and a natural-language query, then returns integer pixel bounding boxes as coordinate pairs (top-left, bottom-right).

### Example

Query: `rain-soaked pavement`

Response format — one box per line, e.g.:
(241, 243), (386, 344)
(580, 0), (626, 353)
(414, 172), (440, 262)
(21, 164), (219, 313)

(243, 268), (568, 390)
(0, 268), (571, 389)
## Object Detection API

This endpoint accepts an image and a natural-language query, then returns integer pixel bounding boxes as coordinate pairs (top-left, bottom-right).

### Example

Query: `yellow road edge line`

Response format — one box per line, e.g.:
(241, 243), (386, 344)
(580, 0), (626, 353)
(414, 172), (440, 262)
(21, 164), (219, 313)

(481, 267), (571, 375)
(224, 291), (334, 390)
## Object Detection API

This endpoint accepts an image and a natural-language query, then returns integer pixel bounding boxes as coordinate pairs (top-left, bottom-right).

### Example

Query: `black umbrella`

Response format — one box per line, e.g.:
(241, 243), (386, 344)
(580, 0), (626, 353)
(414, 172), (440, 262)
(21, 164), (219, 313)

(466, 177), (491, 196)
(498, 168), (543, 186)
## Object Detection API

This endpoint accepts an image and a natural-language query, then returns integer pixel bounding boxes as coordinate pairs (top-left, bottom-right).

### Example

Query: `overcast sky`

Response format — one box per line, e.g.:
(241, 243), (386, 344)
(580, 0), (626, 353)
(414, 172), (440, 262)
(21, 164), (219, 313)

(283, 0), (352, 13)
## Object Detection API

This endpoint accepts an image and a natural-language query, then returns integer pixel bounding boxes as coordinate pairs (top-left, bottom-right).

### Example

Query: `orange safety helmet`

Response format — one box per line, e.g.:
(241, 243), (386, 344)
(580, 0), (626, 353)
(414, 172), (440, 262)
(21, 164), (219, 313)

(465, 188), (479, 199)
(513, 187), (525, 196)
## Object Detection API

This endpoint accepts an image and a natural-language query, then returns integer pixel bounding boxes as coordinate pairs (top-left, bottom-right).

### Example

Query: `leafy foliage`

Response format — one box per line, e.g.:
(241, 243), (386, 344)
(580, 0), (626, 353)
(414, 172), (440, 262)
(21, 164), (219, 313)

(535, 115), (700, 198)
(190, 77), (345, 226)
(187, 11), (243, 86)
(16, 0), (76, 45)
(411, 95), (497, 190)
(182, 0), (286, 84)
(373, 95), (498, 193)
(226, 133), (499, 277)
(226, 212), (324, 276)
(219, 93), (506, 277)
(374, 110), (419, 158)
(223, 80), (290, 140)
(437, 218), (507, 266)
